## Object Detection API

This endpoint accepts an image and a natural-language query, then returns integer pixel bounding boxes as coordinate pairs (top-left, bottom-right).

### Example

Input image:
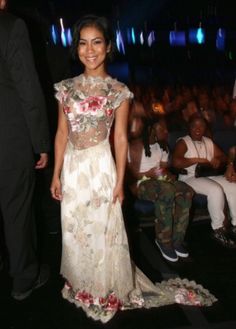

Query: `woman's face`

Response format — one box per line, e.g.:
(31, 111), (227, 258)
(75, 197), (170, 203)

(189, 118), (206, 140)
(77, 25), (110, 75)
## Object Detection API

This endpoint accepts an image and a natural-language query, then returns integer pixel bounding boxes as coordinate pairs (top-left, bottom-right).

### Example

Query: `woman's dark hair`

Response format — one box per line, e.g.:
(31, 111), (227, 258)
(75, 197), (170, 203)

(71, 14), (116, 61)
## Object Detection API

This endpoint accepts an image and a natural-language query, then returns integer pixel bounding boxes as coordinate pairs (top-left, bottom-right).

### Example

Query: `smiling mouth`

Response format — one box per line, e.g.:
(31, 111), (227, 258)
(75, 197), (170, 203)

(194, 132), (203, 139)
(86, 57), (96, 62)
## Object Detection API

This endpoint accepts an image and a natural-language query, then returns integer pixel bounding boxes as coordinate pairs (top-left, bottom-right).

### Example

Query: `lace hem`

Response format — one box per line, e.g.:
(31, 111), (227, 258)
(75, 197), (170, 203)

(61, 277), (217, 323)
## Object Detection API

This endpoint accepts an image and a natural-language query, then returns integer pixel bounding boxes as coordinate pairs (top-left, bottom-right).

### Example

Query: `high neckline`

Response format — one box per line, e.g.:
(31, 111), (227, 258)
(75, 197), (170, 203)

(81, 74), (112, 81)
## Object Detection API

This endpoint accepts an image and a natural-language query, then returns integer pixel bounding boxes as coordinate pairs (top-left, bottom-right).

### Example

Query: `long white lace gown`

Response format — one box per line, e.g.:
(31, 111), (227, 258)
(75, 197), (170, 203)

(54, 74), (216, 323)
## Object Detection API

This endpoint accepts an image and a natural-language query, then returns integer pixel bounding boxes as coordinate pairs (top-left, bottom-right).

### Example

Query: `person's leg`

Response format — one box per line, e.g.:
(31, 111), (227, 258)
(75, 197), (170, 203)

(184, 176), (235, 248)
(184, 177), (225, 230)
(138, 179), (178, 261)
(138, 179), (175, 244)
(0, 168), (39, 292)
(210, 176), (236, 226)
(172, 181), (193, 246)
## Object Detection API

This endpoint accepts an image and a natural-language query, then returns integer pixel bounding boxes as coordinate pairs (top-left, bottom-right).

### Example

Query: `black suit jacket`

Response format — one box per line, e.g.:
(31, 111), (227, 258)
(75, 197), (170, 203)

(0, 11), (50, 170)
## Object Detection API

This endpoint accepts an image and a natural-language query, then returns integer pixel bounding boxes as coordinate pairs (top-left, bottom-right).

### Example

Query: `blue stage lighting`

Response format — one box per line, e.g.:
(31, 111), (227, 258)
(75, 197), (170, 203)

(59, 18), (67, 47)
(169, 31), (186, 46)
(131, 27), (136, 45)
(66, 28), (72, 46)
(148, 31), (155, 47)
(126, 28), (131, 44)
(216, 28), (226, 51)
(116, 30), (125, 55)
(140, 31), (144, 45)
(189, 28), (205, 44)
(51, 25), (58, 45)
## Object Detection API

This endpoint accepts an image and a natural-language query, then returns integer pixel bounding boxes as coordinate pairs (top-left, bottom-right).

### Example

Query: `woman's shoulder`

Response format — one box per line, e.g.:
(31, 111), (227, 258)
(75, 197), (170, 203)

(54, 76), (77, 91)
(54, 76), (80, 102)
(108, 78), (133, 108)
(109, 77), (133, 95)
(109, 77), (127, 88)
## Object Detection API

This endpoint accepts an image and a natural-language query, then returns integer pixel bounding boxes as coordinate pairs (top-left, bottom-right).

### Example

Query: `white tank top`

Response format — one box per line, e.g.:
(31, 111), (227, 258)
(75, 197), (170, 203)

(178, 135), (214, 181)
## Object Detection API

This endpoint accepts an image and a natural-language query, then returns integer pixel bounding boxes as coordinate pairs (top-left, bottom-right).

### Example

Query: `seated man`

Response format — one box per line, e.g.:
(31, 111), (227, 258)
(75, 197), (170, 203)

(127, 117), (194, 262)
(172, 114), (236, 248)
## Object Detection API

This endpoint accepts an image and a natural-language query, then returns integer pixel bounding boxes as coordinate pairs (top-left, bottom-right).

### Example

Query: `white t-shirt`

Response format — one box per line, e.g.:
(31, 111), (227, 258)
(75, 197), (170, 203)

(133, 143), (169, 172)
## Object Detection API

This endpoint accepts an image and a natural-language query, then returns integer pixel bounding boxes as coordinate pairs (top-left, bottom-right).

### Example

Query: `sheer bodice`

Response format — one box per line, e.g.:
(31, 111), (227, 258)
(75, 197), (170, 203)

(55, 74), (132, 149)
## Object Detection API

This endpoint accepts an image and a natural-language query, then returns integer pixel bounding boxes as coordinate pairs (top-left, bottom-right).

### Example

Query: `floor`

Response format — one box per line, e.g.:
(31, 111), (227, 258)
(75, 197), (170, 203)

(0, 170), (236, 329)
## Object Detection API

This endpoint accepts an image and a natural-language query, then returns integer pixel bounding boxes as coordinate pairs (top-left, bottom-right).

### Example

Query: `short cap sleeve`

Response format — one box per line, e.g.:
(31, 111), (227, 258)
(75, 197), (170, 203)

(54, 79), (72, 104)
(113, 84), (133, 109)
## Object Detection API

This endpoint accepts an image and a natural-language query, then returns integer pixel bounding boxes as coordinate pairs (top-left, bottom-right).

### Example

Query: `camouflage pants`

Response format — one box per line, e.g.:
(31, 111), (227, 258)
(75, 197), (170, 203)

(137, 178), (194, 246)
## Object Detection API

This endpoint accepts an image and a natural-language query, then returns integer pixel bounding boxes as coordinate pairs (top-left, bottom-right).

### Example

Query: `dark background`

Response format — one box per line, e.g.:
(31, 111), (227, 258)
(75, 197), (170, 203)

(6, 0), (236, 137)
(7, 0), (236, 29)
(6, 0), (236, 87)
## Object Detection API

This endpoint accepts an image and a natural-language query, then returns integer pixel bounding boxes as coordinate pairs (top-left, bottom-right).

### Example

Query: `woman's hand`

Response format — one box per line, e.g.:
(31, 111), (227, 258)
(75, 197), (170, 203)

(113, 184), (124, 204)
(50, 176), (62, 201)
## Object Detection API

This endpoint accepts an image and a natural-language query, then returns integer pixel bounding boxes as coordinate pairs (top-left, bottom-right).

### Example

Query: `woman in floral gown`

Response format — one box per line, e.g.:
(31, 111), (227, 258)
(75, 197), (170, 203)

(50, 14), (216, 323)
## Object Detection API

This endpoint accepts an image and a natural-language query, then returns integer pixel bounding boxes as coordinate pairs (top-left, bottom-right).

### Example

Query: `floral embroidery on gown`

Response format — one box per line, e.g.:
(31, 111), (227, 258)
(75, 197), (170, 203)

(54, 74), (217, 323)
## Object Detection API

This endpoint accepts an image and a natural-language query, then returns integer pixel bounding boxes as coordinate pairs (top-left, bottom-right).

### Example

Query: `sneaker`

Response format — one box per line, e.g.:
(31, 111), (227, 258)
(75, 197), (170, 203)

(212, 228), (236, 249)
(174, 244), (189, 258)
(155, 239), (178, 262)
(11, 264), (50, 301)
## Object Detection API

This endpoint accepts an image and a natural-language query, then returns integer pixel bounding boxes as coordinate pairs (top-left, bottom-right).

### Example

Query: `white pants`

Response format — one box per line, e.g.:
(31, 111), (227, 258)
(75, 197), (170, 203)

(184, 175), (236, 230)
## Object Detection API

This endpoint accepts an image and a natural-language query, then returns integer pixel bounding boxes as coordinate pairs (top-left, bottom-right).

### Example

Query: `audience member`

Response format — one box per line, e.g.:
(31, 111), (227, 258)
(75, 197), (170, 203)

(172, 114), (236, 248)
(127, 117), (194, 262)
(167, 98), (199, 132)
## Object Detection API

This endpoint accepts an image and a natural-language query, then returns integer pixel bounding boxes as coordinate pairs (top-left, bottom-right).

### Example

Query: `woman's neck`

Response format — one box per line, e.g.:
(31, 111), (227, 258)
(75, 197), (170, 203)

(84, 67), (108, 79)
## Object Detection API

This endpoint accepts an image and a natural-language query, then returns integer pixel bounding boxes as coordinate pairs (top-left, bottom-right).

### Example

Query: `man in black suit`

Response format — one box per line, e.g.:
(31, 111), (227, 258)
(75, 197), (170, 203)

(0, 0), (51, 300)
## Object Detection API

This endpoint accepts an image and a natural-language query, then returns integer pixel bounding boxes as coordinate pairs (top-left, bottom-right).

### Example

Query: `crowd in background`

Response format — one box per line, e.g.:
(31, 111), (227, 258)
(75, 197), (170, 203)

(126, 80), (236, 258)
(128, 82), (236, 134)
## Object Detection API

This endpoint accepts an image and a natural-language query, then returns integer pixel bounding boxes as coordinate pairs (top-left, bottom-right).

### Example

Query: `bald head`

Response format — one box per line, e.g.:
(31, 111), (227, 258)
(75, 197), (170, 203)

(0, 0), (7, 10)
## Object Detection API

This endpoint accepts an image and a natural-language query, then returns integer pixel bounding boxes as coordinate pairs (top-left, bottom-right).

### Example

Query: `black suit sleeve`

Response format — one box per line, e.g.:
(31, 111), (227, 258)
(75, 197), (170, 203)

(6, 18), (51, 154)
